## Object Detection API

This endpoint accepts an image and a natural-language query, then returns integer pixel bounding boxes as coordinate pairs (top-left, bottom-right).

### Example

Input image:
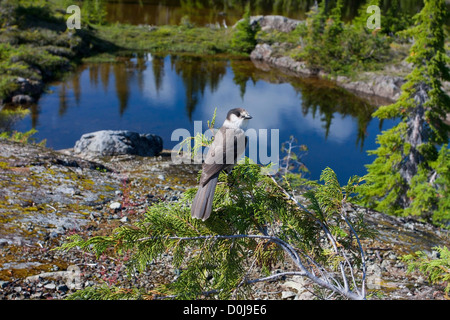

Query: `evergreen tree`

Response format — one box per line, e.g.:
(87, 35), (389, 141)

(296, 0), (390, 74)
(379, 0), (410, 36)
(360, 0), (450, 224)
(231, 3), (259, 54)
(82, 0), (107, 25)
(296, 0), (329, 72)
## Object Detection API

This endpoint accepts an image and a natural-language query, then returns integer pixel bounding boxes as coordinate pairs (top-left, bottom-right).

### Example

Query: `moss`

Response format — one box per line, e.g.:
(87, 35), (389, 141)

(45, 168), (56, 175)
(65, 203), (94, 214)
(83, 179), (95, 185)
(103, 185), (116, 192)
(0, 244), (70, 281)
(0, 161), (10, 169)
(23, 206), (38, 212)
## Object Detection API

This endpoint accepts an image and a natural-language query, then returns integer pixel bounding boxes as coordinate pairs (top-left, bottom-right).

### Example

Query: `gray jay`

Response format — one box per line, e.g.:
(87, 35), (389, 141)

(191, 108), (252, 221)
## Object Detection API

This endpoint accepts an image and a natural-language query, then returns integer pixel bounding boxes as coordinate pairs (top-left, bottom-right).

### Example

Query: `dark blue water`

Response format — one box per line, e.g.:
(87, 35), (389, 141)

(13, 53), (398, 182)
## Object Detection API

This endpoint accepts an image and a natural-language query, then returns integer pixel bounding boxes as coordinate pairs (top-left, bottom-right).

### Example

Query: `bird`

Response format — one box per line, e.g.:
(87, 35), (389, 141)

(191, 108), (252, 221)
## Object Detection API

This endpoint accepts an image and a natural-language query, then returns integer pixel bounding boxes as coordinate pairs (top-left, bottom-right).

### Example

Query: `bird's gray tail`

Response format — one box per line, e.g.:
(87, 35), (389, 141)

(191, 177), (218, 221)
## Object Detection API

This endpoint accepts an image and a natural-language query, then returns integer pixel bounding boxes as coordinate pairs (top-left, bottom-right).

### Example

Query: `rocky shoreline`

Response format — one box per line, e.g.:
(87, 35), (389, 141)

(250, 43), (406, 102)
(0, 139), (449, 300)
(248, 16), (450, 104)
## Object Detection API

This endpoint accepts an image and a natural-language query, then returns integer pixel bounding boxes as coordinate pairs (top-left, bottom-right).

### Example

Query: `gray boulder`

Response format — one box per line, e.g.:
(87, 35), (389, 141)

(12, 94), (34, 104)
(235, 15), (303, 33)
(251, 43), (316, 76)
(336, 74), (405, 101)
(73, 130), (163, 157)
(250, 15), (303, 33)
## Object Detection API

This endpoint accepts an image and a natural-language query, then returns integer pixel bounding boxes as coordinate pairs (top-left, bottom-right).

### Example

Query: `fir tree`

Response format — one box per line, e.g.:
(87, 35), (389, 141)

(82, 0), (107, 25)
(379, 0), (410, 36)
(296, 0), (390, 75)
(231, 3), (259, 54)
(360, 0), (450, 224)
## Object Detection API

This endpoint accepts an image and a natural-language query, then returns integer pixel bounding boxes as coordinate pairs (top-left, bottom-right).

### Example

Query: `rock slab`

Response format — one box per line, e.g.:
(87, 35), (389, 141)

(250, 43), (405, 101)
(74, 130), (163, 157)
(249, 15), (303, 32)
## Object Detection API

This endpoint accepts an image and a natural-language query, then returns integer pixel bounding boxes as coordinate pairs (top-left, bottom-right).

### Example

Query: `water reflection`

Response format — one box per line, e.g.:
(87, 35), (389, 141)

(35, 54), (378, 145)
(8, 53), (399, 181)
(171, 55), (228, 118)
(105, 0), (429, 26)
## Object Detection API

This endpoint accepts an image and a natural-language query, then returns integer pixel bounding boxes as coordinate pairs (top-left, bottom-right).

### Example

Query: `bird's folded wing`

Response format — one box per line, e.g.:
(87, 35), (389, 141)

(199, 128), (246, 187)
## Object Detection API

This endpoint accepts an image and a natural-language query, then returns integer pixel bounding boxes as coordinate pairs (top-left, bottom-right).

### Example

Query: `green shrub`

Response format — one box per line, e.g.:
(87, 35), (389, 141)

(402, 246), (450, 294)
(0, 128), (46, 145)
(231, 4), (259, 54)
(58, 163), (371, 300)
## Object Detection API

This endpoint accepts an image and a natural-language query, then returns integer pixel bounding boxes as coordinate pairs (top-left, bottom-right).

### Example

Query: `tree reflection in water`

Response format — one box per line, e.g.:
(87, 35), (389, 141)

(104, 0), (429, 26)
(4, 53), (398, 181)
(15, 53), (387, 149)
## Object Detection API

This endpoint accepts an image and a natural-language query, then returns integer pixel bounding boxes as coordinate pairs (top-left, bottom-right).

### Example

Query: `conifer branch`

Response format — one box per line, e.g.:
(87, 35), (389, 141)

(59, 160), (368, 300)
(267, 174), (366, 300)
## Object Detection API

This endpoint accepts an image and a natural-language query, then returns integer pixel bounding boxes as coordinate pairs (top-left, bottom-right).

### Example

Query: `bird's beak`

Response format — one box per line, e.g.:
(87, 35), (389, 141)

(245, 115), (252, 119)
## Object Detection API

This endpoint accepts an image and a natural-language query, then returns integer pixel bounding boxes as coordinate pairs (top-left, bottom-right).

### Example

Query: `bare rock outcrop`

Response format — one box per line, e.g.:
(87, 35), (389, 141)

(250, 43), (316, 76)
(74, 130), (163, 157)
(248, 15), (304, 32)
(336, 74), (405, 101)
(250, 43), (405, 101)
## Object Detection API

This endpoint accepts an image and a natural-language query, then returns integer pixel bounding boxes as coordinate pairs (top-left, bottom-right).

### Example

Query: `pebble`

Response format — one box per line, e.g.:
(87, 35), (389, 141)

(84, 281), (94, 287)
(281, 291), (297, 299)
(381, 259), (391, 270)
(44, 283), (56, 290)
(0, 239), (10, 247)
(109, 202), (122, 210)
(30, 293), (43, 299)
(49, 231), (59, 239)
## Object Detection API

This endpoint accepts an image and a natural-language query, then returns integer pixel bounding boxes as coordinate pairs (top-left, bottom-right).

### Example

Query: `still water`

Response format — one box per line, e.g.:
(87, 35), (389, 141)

(104, 0), (427, 26)
(10, 54), (398, 183)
